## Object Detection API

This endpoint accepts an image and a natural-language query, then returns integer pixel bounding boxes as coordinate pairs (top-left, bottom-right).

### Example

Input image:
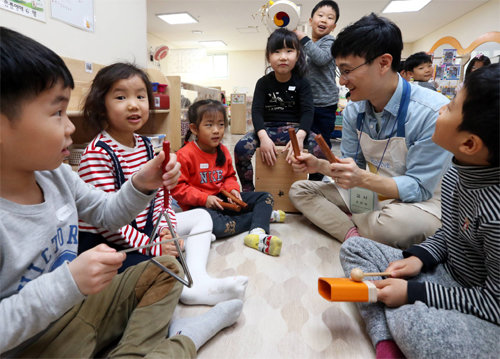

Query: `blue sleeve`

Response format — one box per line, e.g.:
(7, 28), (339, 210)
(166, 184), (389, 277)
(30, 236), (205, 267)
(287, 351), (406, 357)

(394, 100), (452, 202)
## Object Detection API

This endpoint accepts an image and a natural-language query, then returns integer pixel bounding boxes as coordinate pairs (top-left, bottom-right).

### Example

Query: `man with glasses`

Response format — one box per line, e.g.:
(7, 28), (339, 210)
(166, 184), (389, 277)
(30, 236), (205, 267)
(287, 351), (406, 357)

(289, 13), (451, 249)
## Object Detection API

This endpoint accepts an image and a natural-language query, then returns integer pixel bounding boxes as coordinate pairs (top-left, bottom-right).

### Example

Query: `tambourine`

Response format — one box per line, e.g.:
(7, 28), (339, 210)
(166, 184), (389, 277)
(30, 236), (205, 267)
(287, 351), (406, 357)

(266, 0), (300, 31)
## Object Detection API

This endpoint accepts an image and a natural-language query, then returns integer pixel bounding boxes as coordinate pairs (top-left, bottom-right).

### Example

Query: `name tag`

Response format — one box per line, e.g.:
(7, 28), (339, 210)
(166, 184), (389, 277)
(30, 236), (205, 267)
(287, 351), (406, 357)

(288, 86), (296, 91)
(349, 187), (375, 213)
(200, 163), (209, 169)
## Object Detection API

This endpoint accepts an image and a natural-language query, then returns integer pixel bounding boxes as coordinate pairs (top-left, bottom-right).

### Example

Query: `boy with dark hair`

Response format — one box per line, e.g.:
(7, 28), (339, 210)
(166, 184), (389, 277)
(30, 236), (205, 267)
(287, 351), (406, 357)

(0, 27), (242, 357)
(340, 63), (500, 359)
(405, 51), (436, 90)
(294, 0), (340, 180)
(289, 13), (452, 248)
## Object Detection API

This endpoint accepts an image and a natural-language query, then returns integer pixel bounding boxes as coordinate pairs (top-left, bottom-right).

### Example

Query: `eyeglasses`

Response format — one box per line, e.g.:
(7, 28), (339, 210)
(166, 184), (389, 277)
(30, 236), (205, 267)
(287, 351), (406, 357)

(335, 55), (381, 80)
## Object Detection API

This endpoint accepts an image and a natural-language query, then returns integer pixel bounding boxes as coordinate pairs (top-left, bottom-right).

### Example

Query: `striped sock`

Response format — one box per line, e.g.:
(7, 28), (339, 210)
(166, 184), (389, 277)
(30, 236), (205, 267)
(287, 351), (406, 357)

(244, 228), (282, 256)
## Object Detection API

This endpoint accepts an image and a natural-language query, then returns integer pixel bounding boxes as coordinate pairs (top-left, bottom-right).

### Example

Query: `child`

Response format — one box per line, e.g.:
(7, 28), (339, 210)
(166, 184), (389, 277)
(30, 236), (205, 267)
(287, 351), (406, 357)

(290, 14), (451, 248)
(234, 28), (319, 192)
(294, 0), (340, 180)
(78, 63), (248, 305)
(340, 63), (500, 359)
(398, 60), (411, 81)
(172, 99), (284, 256)
(456, 54), (491, 93)
(0, 27), (242, 357)
(405, 51), (437, 91)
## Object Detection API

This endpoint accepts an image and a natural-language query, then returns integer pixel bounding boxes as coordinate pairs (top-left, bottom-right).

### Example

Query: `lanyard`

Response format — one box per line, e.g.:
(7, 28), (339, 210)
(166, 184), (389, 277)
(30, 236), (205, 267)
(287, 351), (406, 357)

(354, 79), (411, 173)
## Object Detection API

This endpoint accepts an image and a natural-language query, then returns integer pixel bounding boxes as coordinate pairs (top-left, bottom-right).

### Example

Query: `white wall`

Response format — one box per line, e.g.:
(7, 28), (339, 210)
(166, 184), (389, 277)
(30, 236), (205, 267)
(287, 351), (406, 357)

(406, 0), (500, 55)
(1, 0), (148, 67)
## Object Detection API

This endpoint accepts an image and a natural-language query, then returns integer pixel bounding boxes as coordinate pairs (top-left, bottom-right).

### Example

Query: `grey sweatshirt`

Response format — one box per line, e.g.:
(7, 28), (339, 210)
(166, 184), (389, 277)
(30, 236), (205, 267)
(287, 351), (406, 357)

(0, 164), (156, 354)
(301, 34), (339, 107)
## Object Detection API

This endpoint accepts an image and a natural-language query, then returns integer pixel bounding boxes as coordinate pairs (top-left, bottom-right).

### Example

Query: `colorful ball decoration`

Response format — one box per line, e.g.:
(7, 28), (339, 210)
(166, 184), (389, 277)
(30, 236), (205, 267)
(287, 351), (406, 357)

(266, 0), (300, 31)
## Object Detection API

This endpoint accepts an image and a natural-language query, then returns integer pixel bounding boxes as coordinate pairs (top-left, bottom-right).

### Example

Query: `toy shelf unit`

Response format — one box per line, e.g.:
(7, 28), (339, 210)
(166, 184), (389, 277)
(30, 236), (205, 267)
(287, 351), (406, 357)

(180, 82), (221, 142)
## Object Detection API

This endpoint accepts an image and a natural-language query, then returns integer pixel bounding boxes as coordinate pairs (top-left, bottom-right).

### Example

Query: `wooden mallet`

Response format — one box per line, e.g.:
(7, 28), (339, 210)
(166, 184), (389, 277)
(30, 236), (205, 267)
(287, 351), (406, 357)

(220, 189), (248, 209)
(314, 134), (339, 163)
(350, 267), (391, 282)
(287, 128), (301, 158)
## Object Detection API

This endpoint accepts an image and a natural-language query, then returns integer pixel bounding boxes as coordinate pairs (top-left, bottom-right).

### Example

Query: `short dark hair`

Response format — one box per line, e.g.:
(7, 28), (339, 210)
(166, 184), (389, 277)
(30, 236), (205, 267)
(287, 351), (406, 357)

(185, 99), (228, 166)
(311, 0), (339, 23)
(404, 51), (432, 72)
(84, 63), (155, 132)
(465, 54), (491, 79)
(266, 28), (307, 77)
(460, 63), (499, 166)
(0, 27), (74, 121)
(331, 13), (402, 72)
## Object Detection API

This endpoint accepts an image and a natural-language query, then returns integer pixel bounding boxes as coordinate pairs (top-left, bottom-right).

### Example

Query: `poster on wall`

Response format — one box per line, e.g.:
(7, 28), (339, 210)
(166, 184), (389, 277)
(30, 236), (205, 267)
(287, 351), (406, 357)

(442, 49), (457, 65)
(446, 64), (461, 80)
(51, 0), (94, 32)
(0, 0), (46, 22)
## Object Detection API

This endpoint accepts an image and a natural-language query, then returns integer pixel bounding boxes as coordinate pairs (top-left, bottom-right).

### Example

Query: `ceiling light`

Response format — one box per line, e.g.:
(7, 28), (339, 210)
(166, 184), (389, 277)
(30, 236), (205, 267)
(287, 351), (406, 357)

(382, 0), (431, 13)
(157, 12), (198, 25)
(237, 26), (259, 34)
(199, 40), (227, 48)
(192, 30), (203, 35)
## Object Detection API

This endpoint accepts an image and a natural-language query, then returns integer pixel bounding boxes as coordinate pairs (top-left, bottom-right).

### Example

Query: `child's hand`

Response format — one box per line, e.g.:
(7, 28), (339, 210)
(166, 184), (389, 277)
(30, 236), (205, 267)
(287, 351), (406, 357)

(132, 151), (181, 194)
(68, 244), (125, 295)
(206, 195), (224, 210)
(160, 228), (184, 257)
(385, 256), (423, 278)
(373, 278), (408, 307)
(259, 136), (277, 166)
(229, 189), (242, 203)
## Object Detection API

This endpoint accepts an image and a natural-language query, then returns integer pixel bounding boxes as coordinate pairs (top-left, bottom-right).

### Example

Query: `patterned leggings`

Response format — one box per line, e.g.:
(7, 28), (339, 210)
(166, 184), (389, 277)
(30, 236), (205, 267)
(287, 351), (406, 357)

(234, 125), (323, 192)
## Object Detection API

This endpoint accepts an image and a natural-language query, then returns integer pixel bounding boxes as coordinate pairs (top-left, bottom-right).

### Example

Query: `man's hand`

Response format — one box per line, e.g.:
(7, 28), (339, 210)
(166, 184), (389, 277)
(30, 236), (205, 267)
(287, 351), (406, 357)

(68, 244), (125, 295)
(385, 256), (423, 278)
(132, 151), (181, 194)
(290, 152), (321, 173)
(374, 278), (408, 307)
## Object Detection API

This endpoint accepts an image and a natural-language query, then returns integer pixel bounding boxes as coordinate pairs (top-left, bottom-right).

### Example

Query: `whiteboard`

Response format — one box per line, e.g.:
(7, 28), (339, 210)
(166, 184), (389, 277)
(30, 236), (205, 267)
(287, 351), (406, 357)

(51, 0), (94, 32)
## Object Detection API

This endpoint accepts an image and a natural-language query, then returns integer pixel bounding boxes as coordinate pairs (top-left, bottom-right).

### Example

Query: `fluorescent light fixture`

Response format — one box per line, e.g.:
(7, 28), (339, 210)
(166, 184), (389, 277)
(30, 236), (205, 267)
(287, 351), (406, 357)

(199, 40), (227, 48)
(383, 0), (431, 13)
(192, 30), (203, 35)
(157, 12), (198, 25)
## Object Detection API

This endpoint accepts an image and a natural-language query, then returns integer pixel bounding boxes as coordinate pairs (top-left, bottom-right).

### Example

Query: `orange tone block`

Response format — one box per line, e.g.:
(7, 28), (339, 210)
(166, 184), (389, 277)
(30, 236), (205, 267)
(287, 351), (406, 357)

(318, 277), (377, 303)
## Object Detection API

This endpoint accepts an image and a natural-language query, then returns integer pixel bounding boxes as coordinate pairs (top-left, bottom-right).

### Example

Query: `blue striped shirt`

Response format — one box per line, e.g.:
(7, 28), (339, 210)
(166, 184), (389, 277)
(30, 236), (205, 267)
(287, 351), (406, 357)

(341, 76), (452, 202)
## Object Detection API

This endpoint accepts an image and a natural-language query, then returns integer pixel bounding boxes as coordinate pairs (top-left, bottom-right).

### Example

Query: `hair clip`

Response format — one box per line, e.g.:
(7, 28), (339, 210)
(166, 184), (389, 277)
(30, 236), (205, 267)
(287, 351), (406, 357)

(474, 53), (484, 59)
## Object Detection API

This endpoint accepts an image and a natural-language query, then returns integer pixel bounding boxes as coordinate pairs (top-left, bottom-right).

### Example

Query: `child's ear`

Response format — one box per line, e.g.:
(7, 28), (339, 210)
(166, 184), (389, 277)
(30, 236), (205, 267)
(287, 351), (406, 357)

(189, 123), (198, 136)
(459, 133), (484, 156)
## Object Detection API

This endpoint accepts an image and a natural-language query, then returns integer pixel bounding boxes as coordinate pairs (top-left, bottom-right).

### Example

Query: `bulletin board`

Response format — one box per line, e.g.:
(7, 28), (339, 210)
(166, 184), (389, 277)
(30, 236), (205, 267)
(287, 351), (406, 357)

(0, 0), (46, 22)
(51, 0), (94, 32)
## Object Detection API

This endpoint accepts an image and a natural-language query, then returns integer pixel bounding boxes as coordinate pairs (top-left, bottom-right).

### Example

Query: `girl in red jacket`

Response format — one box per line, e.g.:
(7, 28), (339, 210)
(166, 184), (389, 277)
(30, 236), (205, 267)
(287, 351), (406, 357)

(172, 99), (284, 256)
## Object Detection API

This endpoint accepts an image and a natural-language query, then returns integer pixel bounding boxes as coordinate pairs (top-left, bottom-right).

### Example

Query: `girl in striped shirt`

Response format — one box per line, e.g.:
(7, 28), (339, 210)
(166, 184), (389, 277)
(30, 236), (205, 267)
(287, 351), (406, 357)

(78, 63), (248, 306)
(339, 64), (500, 359)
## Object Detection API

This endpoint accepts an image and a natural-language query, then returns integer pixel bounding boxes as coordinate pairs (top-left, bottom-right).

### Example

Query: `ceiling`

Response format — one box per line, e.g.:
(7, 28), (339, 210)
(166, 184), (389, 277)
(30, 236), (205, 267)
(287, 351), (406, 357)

(147, 0), (488, 52)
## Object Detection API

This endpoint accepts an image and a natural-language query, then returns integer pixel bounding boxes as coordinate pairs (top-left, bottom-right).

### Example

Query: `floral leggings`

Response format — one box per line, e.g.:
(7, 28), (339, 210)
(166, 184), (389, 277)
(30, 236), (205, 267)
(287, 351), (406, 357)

(234, 124), (323, 192)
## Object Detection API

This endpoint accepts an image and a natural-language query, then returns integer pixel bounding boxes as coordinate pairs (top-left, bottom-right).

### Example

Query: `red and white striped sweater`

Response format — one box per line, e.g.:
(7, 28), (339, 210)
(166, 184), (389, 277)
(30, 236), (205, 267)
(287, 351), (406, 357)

(78, 131), (177, 256)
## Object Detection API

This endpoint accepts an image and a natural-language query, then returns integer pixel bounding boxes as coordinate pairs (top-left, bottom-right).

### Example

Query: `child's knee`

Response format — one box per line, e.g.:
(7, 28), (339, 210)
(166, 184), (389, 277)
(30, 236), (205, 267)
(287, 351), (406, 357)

(135, 257), (183, 307)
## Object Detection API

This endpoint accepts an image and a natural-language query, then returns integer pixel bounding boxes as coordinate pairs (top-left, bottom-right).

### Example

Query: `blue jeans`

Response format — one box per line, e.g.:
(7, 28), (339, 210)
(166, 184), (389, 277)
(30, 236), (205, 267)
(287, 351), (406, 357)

(234, 124), (322, 192)
(311, 104), (337, 148)
(203, 191), (274, 238)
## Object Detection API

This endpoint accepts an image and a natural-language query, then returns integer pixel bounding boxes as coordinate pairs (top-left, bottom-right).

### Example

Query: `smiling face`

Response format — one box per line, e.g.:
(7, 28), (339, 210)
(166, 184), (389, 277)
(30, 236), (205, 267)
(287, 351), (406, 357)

(104, 75), (150, 147)
(268, 44), (299, 82)
(309, 5), (337, 41)
(409, 62), (433, 82)
(336, 55), (376, 102)
(0, 80), (75, 173)
(191, 110), (226, 153)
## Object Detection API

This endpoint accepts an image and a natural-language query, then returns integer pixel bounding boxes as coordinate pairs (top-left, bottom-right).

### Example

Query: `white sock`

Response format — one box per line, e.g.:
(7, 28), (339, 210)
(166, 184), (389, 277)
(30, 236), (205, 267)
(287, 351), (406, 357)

(169, 299), (243, 350)
(176, 210), (248, 306)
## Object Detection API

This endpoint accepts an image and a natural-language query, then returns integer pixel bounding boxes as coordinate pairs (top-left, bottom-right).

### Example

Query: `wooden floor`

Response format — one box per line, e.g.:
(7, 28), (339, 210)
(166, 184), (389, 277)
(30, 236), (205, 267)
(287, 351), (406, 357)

(173, 130), (374, 358)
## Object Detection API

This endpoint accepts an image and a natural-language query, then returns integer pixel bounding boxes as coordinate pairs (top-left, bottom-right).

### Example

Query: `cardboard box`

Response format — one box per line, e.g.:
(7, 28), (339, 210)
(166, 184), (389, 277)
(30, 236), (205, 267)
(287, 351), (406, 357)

(255, 146), (307, 213)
